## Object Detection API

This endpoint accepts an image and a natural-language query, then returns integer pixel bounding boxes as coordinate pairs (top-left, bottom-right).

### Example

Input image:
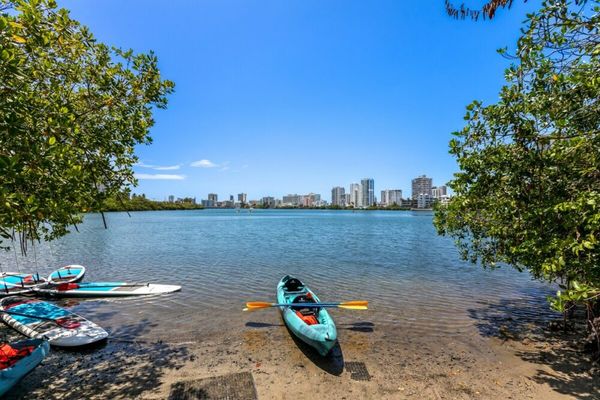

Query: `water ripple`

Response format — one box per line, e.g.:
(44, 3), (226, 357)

(0, 209), (557, 340)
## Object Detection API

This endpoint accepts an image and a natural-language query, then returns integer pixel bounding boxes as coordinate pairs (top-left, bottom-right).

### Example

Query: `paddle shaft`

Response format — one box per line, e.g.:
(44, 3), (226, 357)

(275, 303), (352, 307)
(248, 302), (366, 308)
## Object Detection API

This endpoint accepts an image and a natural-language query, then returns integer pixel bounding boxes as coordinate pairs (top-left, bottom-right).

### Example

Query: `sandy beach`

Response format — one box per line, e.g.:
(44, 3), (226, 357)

(5, 307), (598, 400)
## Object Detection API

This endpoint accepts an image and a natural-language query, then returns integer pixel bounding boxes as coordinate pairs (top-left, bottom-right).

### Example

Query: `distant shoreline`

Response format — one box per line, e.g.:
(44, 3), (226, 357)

(93, 207), (434, 213)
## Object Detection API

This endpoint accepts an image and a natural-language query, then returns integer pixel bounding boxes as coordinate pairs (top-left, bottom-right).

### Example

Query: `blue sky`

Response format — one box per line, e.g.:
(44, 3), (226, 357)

(61, 1), (539, 201)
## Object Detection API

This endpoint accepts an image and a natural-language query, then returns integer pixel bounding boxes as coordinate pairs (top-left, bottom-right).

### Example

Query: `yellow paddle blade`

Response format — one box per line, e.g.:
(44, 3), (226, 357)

(339, 301), (368, 307)
(338, 305), (368, 310)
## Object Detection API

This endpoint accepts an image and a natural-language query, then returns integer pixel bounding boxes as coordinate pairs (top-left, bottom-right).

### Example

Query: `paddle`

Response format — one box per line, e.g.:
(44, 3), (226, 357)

(0, 310), (81, 329)
(243, 300), (368, 311)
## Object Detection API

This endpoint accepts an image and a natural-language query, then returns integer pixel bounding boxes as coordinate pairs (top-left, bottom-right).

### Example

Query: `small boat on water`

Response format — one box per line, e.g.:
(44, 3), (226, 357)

(0, 296), (108, 347)
(277, 275), (337, 356)
(35, 281), (182, 297)
(47, 265), (86, 284)
(0, 338), (49, 396)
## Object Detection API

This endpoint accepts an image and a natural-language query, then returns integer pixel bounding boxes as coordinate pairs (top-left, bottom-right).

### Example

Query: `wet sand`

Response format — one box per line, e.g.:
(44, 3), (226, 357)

(5, 309), (598, 399)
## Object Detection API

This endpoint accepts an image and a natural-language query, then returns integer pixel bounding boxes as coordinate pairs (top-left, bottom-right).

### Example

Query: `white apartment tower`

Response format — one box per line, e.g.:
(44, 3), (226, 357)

(349, 183), (361, 208)
(381, 189), (402, 206)
(432, 186), (447, 199)
(412, 175), (433, 200)
(331, 186), (346, 207)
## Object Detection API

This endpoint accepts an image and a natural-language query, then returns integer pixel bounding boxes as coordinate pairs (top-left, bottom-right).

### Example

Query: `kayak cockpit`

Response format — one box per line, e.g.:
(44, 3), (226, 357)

(292, 294), (321, 325)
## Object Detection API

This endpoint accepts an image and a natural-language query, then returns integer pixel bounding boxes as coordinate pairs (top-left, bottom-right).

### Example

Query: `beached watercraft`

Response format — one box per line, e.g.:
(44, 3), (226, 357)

(35, 282), (182, 297)
(0, 296), (108, 347)
(47, 265), (86, 284)
(277, 275), (337, 356)
(0, 338), (49, 396)
(0, 273), (46, 296)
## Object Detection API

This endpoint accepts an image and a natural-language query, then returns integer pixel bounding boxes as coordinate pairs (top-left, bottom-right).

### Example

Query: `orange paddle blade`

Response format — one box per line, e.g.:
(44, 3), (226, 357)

(243, 302), (274, 311)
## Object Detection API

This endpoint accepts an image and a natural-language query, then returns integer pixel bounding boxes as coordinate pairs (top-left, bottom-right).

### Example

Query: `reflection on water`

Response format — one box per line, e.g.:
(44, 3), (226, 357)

(0, 209), (557, 342)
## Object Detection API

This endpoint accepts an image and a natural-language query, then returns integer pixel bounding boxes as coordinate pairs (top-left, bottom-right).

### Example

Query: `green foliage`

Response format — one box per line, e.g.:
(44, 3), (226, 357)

(0, 0), (174, 251)
(101, 192), (203, 212)
(435, 0), (600, 306)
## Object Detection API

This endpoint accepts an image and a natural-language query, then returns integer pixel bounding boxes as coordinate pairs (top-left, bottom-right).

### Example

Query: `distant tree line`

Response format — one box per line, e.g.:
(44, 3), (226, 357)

(99, 192), (203, 212)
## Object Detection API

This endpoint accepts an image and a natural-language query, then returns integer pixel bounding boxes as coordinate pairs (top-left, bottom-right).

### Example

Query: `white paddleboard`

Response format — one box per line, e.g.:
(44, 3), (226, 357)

(0, 273), (46, 297)
(36, 282), (182, 297)
(0, 297), (108, 347)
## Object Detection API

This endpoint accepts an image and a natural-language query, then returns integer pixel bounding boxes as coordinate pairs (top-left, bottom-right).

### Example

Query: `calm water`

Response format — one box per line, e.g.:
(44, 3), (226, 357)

(0, 209), (557, 342)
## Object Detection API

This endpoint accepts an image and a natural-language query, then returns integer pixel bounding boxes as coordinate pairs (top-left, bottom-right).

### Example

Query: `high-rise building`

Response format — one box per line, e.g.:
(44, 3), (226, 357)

(412, 175), (432, 200)
(381, 189), (402, 206)
(203, 193), (218, 208)
(417, 193), (433, 209)
(168, 195), (175, 203)
(237, 193), (247, 204)
(331, 186), (346, 207)
(283, 194), (301, 206)
(261, 197), (275, 208)
(302, 193), (321, 207)
(361, 178), (375, 207)
(344, 193), (352, 206)
(432, 186), (447, 199)
(349, 183), (361, 208)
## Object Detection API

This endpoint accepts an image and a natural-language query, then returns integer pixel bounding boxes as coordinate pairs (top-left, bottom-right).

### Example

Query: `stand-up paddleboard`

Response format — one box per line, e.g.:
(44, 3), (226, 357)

(0, 339), (49, 397)
(0, 273), (46, 296)
(47, 265), (86, 284)
(35, 282), (182, 297)
(0, 297), (108, 347)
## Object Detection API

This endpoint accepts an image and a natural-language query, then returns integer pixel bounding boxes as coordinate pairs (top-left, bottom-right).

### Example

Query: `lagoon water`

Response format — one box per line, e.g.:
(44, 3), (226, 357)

(0, 209), (557, 343)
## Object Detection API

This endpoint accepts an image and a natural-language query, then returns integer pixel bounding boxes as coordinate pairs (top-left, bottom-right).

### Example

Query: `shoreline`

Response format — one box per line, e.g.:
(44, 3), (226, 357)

(5, 310), (598, 399)
(92, 207), (428, 214)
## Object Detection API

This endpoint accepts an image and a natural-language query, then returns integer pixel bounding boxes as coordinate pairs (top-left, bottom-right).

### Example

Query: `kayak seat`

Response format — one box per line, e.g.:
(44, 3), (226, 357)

(292, 295), (319, 315)
(283, 278), (304, 292)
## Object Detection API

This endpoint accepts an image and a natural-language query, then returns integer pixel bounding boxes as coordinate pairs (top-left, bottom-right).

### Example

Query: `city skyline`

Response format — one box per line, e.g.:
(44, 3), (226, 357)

(139, 170), (449, 203)
(57, 1), (538, 201)
(166, 174), (446, 206)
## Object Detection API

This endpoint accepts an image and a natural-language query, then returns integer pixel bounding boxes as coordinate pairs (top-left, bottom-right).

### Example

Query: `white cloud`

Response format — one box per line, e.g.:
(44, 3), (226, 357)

(136, 162), (181, 171)
(190, 159), (218, 168)
(135, 173), (185, 180)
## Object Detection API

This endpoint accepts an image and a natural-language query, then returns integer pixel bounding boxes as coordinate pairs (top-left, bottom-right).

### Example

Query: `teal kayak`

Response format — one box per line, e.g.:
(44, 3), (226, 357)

(0, 338), (49, 396)
(277, 275), (337, 356)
